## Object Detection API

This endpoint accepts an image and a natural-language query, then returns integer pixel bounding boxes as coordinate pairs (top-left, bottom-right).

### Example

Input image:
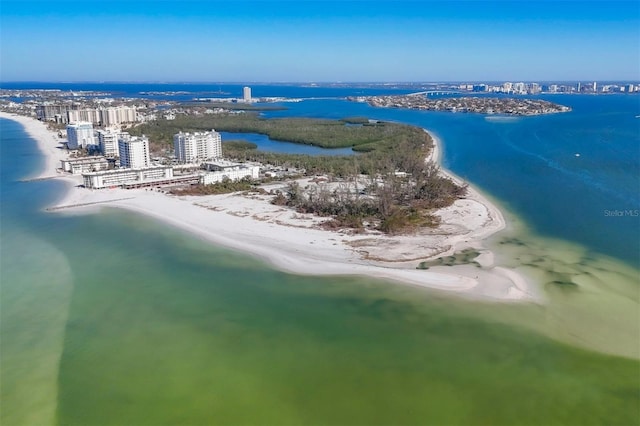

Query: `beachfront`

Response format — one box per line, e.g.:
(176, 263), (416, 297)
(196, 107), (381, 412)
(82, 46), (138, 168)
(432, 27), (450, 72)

(1, 111), (536, 302)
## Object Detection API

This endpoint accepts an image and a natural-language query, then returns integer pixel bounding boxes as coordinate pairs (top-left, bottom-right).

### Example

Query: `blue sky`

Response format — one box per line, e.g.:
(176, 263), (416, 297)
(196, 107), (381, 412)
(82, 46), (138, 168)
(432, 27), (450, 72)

(1, 0), (638, 82)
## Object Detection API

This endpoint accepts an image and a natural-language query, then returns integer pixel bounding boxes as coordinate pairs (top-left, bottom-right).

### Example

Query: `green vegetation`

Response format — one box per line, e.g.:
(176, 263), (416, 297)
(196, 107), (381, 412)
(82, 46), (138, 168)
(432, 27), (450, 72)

(170, 177), (257, 195)
(131, 113), (427, 151)
(135, 113), (467, 233)
(222, 140), (258, 151)
(274, 163), (467, 234)
(340, 116), (371, 124)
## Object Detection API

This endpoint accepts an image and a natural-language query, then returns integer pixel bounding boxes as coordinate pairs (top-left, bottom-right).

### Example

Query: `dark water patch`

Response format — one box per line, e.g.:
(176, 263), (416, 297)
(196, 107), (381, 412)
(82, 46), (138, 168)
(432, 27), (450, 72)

(547, 279), (580, 292)
(498, 237), (528, 247)
(416, 249), (481, 269)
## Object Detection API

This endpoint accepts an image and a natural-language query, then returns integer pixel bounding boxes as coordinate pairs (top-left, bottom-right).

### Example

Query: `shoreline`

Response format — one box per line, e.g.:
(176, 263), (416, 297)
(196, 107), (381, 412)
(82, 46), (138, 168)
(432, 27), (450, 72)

(0, 112), (68, 181)
(0, 111), (539, 302)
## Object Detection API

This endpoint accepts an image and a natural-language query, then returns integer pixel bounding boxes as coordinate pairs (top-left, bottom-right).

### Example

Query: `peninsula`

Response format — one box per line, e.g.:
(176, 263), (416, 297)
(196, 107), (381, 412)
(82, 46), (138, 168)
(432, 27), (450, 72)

(0, 109), (536, 302)
(350, 94), (571, 115)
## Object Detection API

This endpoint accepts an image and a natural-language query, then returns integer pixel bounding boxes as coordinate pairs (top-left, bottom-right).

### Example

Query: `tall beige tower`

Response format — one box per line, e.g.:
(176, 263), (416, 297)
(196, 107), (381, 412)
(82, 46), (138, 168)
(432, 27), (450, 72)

(243, 86), (252, 102)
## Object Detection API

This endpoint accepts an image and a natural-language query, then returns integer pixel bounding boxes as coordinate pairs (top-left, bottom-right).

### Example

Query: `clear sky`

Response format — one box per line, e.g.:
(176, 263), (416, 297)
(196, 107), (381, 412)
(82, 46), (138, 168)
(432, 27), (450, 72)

(1, 0), (638, 82)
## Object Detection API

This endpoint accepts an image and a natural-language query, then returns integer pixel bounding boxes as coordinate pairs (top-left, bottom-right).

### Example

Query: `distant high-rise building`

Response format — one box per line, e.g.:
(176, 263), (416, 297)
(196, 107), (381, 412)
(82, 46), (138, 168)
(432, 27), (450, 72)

(96, 129), (121, 158)
(513, 82), (526, 93)
(577, 82), (581, 92)
(592, 81), (597, 92)
(118, 133), (150, 168)
(65, 106), (137, 126)
(66, 122), (95, 149)
(243, 86), (252, 102)
(68, 108), (101, 124)
(173, 130), (222, 163)
(37, 104), (71, 123)
(529, 83), (541, 94)
(100, 106), (138, 127)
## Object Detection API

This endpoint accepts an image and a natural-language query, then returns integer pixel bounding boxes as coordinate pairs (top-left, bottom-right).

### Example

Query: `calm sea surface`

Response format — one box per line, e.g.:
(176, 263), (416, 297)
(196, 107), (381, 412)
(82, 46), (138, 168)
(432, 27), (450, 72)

(1, 85), (639, 425)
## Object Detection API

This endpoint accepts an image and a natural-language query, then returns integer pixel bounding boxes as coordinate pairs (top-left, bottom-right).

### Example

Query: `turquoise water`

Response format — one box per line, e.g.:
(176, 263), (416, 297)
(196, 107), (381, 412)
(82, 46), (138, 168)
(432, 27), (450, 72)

(1, 91), (639, 426)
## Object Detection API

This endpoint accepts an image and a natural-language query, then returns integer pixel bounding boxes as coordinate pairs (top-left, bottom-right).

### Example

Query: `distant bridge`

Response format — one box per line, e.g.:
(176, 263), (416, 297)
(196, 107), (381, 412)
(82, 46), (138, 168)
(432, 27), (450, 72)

(406, 90), (461, 96)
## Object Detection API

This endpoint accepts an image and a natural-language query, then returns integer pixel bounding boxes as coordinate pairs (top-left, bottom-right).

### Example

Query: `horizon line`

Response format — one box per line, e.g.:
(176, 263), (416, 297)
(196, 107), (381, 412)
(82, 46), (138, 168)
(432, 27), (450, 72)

(2, 79), (640, 85)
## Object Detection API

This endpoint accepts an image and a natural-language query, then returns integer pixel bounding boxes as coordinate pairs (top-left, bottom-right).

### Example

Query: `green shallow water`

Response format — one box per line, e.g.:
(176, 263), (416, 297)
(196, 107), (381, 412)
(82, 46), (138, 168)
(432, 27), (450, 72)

(3, 209), (637, 425)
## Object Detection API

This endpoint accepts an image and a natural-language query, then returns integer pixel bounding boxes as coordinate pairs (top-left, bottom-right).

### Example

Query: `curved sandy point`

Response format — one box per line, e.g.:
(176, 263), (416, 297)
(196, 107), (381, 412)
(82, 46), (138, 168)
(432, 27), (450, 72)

(1, 111), (539, 302)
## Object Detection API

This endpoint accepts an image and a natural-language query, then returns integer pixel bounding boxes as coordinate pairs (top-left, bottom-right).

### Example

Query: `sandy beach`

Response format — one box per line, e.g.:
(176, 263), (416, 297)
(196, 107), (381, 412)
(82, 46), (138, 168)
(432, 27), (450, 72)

(1, 111), (538, 302)
(0, 112), (69, 180)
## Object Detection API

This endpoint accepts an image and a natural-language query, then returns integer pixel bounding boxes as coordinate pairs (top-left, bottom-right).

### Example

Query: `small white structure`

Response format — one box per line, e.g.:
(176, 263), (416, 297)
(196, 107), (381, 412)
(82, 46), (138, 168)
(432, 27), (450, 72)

(118, 134), (150, 169)
(82, 166), (173, 189)
(174, 130), (222, 163)
(61, 156), (109, 174)
(201, 160), (260, 185)
(66, 122), (95, 149)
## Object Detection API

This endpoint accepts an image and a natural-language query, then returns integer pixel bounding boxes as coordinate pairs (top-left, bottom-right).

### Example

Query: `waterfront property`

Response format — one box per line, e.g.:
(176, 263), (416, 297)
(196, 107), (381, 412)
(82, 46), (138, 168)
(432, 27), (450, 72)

(174, 130), (222, 163)
(118, 134), (150, 168)
(66, 122), (95, 149)
(96, 129), (121, 158)
(37, 104), (138, 126)
(201, 160), (260, 184)
(61, 156), (109, 174)
(243, 86), (252, 103)
(351, 94), (571, 115)
(82, 166), (174, 189)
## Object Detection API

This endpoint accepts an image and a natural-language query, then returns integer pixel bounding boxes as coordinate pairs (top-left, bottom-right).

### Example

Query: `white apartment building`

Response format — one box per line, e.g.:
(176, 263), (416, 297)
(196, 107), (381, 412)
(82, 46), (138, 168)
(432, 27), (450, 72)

(67, 109), (101, 124)
(66, 122), (95, 149)
(96, 129), (120, 157)
(83, 166), (173, 189)
(201, 160), (260, 185)
(100, 106), (137, 127)
(118, 134), (150, 168)
(66, 106), (137, 126)
(242, 86), (252, 102)
(243, 86), (252, 102)
(173, 130), (222, 163)
(60, 156), (109, 174)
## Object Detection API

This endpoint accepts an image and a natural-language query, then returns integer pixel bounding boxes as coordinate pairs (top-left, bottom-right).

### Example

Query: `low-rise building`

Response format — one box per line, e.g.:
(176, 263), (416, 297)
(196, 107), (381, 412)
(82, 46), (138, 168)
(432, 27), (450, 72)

(82, 166), (174, 189)
(201, 160), (260, 185)
(61, 156), (110, 174)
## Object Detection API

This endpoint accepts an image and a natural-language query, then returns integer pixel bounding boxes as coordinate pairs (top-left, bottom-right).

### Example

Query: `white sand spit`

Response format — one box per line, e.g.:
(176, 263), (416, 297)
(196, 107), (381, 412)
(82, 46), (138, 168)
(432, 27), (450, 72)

(1, 111), (540, 302)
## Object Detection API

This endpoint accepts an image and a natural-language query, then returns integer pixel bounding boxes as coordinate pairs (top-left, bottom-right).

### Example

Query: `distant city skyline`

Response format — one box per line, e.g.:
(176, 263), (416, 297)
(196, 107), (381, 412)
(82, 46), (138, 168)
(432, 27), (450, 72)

(1, 0), (638, 82)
